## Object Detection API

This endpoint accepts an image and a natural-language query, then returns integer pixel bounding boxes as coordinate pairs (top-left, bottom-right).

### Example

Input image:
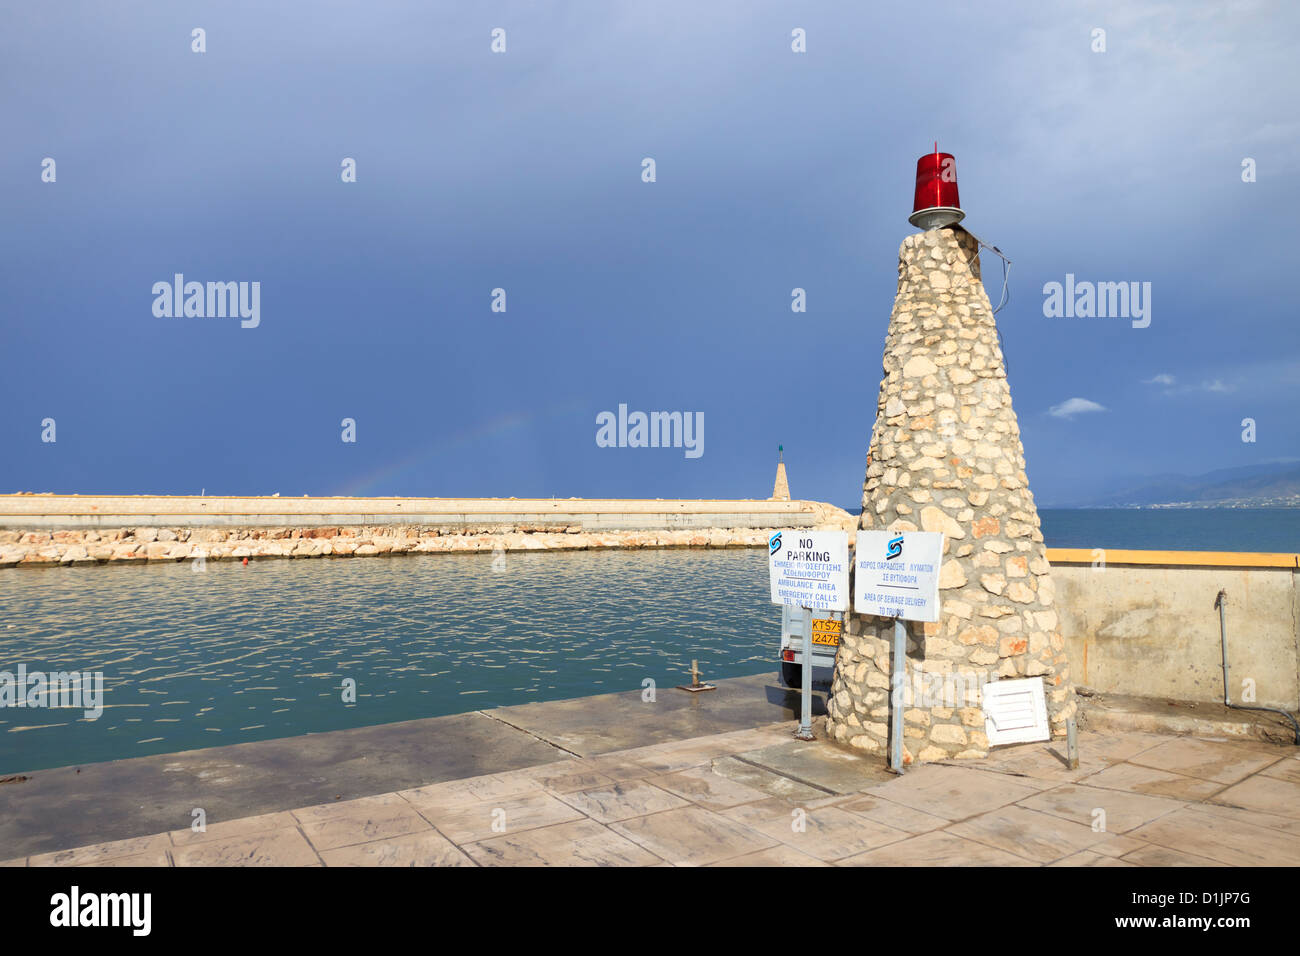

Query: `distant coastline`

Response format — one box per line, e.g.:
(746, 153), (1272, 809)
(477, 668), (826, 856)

(1039, 507), (1298, 553)
(837, 506), (1300, 553)
(1041, 461), (1300, 510)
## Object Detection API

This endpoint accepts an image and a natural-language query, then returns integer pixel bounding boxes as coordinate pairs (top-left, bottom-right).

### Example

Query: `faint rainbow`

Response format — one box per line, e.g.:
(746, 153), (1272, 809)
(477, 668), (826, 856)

(335, 399), (587, 497)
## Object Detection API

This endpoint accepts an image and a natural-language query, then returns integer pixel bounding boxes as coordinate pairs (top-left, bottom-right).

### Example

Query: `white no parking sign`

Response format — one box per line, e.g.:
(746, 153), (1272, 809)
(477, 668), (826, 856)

(767, 528), (849, 741)
(767, 530), (849, 611)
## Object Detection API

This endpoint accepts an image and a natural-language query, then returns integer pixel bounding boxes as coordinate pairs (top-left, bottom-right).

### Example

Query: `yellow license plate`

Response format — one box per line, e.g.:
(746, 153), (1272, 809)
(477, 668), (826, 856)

(811, 619), (841, 646)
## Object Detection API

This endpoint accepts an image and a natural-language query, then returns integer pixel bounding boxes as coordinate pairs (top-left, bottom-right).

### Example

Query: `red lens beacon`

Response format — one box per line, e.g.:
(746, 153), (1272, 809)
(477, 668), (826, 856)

(908, 144), (965, 230)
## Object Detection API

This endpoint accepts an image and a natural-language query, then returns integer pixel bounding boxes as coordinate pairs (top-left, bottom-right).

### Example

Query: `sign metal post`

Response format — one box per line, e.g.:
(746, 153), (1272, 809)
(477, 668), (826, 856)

(796, 609), (815, 740)
(890, 616), (906, 772)
(853, 530), (946, 775)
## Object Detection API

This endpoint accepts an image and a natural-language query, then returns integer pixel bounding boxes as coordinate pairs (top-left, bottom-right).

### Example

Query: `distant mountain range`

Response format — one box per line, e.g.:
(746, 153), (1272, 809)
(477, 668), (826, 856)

(1053, 461), (1300, 509)
(843, 461), (1300, 513)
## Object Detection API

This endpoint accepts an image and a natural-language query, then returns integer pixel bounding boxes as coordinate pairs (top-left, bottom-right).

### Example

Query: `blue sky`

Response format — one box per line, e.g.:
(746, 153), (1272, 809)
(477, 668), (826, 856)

(2, 1), (1297, 507)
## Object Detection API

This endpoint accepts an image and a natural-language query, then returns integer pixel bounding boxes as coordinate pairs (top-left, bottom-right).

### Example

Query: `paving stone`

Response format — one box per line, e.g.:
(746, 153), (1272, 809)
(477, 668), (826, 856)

(466, 819), (662, 866)
(1209, 773), (1300, 820)
(735, 740), (893, 794)
(556, 780), (689, 823)
(1082, 762), (1226, 801)
(76, 849), (173, 867)
(980, 730), (1168, 783)
(413, 791), (585, 845)
(609, 806), (776, 866)
(171, 827), (320, 866)
(948, 804), (1109, 863)
(708, 755), (829, 803)
(837, 830), (1034, 867)
(1075, 730), (1169, 763)
(975, 742), (1097, 783)
(1047, 850), (1137, 867)
(835, 793), (950, 834)
(582, 756), (659, 782)
(320, 830), (475, 867)
(862, 765), (1042, 820)
(700, 726), (795, 754)
(650, 766), (772, 810)
(521, 764), (617, 794)
(1017, 783), (1186, 834)
(397, 771), (542, 810)
(1119, 844), (1229, 867)
(723, 797), (908, 861)
(1128, 737), (1284, 785)
(1127, 806), (1300, 866)
(631, 740), (742, 775)
(1089, 833), (1151, 858)
(168, 811), (297, 848)
(28, 832), (173, 867)
(293, 793), (432, 851)
(1184, 799), (1300, 835)
(1260, 753), (1300, 785)
(708, 844), (829, 867)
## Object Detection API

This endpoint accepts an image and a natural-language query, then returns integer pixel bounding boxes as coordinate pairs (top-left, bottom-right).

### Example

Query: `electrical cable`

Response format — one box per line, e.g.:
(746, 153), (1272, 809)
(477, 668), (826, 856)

(959, 225), (1013, 376)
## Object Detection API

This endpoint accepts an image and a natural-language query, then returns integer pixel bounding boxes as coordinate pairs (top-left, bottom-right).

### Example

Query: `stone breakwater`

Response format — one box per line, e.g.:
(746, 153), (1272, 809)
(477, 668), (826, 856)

(0, 496), (854, 567)
(826, 228), (1075, 764)
(1, 521), (856, 569)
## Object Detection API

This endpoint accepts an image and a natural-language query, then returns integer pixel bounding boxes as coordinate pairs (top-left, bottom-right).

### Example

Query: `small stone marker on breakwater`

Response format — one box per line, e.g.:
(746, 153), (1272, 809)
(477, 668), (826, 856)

(771, 445), (791, 501)
(824, 151), (1075, 765)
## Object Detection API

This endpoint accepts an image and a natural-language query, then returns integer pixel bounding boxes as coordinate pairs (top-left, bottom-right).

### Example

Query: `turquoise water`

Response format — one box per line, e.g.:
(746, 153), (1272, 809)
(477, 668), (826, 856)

(0, 550), (776, 774)
(2, 507), (1295, 774)
(1039, 508), (1300, 552)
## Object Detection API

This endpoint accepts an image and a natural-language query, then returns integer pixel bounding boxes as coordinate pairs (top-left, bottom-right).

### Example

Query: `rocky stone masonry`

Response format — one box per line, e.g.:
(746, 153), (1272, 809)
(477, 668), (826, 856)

(826, 227), (1075, 764)
(0, 523), (852, 567)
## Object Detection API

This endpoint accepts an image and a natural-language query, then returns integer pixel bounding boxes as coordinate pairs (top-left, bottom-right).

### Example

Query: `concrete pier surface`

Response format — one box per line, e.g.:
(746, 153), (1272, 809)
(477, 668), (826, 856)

(0, 672), (828, 858)
(3, 675), (1299, 867)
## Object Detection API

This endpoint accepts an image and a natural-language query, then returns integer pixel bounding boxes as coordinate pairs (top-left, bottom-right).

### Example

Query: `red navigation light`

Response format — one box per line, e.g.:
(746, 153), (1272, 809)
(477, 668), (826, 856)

(909, 143), (965, 230)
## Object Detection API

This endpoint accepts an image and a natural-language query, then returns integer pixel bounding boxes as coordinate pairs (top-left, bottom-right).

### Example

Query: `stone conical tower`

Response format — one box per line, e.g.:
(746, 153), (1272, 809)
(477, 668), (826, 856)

(826, 227), (1074, 763)
(770, 446), (790, 501)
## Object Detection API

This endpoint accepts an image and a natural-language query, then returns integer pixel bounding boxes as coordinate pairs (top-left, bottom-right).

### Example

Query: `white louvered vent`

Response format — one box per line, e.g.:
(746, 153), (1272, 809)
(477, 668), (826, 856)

(982, 678), (1049, 746)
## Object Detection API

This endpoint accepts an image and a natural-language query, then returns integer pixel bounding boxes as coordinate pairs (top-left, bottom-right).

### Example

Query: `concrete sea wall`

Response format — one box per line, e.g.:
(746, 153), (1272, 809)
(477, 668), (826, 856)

(1051, 549), (1300, 711)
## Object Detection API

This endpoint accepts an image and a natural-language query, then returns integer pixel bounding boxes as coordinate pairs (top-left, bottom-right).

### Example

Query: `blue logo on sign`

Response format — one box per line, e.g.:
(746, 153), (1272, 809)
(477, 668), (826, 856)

(769, 532), (782, 555)
(886, 536), (903, 560)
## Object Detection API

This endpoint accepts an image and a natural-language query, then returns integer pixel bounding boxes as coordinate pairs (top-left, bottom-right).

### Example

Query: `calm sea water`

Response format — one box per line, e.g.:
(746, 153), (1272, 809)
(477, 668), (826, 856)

(1039, 508), (1300, 552)
(2, 508), (1295, 773)
(0, 550), (776, 774)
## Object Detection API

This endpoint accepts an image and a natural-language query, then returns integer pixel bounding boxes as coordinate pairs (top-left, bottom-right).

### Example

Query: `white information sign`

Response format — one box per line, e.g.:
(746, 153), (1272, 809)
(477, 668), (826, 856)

(854, 531), (944, 622)
(767, 530), (849, 612)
